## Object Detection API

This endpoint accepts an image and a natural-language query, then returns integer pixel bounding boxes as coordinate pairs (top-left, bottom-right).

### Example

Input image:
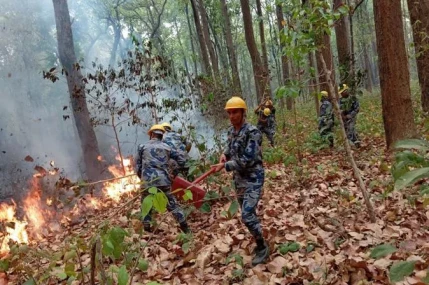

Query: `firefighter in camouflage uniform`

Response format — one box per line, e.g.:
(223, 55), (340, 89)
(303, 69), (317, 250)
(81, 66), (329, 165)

(161, 122), (191, 178)
(318, 91), (334, 147)
(339, 84), (360, 147)
(255, 96), (276, 147)
(135, 124), (190, 233)
(211, 96), (270, 266)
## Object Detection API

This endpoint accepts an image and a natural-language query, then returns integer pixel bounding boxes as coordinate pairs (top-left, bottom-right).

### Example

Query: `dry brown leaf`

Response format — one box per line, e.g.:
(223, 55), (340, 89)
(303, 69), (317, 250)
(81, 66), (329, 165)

(266, 256), (290, 274)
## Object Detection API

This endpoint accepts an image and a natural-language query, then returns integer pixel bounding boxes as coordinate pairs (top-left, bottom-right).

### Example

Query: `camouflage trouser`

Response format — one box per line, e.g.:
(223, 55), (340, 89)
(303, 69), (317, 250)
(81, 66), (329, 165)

(235, 178), (264, 239)
(344, 117), (359, 144)
(141, 186), (186, 226)
(319, 121), (334, 146)
(257, 124), (275, 146)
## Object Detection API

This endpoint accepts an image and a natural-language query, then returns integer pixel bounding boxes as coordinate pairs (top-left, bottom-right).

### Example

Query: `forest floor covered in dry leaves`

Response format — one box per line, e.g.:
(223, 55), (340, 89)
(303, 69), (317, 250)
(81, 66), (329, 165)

(4, 93), (429, 284)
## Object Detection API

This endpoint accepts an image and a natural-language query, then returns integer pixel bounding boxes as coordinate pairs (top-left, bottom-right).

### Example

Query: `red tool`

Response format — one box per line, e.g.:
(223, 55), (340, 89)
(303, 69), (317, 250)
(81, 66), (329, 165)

(171, 168), (216, 208)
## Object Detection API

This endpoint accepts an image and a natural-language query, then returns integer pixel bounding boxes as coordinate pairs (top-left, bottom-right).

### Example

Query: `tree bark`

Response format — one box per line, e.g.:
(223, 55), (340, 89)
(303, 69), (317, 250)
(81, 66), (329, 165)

(334, 0), (351, 82)
(109, 23), (121, 67)
(185, 3), (198, 75)
(220, 0), (242, 95)
(316, 34), (336, 98)
(276, 3), (293, 110)
(407, 0), (429, 112)
(240, 0), (267, 103)
(52, 0), (103, 182)
(309, 52), (320, 116)
(197, 0), (219, 78)
(190, 0), (211, 76)
(256, 0), (270, 80)
(373, 0), (417, 149)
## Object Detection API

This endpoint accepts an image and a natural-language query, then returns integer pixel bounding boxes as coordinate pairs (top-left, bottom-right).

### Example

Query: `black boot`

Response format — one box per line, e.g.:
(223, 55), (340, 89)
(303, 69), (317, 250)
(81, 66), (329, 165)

(180, 222), (190, 234)
(144, 224), (152, 233)
(252, 239), (269, 266)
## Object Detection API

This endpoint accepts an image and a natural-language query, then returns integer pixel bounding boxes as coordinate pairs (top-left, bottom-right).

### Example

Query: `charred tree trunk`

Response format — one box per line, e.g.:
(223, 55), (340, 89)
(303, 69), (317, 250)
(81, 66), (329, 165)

(52, 0), (103, 182)
(373, 0), (417, 148)
(276, 3), (293, 110)
(197, 0), (219, 78)
(240, 0), (267, 103)
(407, 0), (429, 112)
(334, 0), (351, 82)
(220, 0), (242, 95)
(190, 0), (211, 76)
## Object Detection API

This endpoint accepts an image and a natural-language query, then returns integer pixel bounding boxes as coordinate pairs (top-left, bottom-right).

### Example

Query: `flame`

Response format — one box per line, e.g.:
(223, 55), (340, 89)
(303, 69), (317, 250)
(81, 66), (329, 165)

(0, 202), (28, 255)
(103, 155), (140, 202)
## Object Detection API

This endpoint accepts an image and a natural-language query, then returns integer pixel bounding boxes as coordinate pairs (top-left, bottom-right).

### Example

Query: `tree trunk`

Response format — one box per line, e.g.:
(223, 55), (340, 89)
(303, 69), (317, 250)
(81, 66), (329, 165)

(316, 34), (336, 98)
(220, 0), (242, 95)
(109, 24), (121, 67)
(190, 0), (211, 76)
(373, 0), (417, 148)
(240, 0), (266, 103)
(256, 0), (270, 82)
(197, 0), (219, 78)
(407, 0), (429, 112)
(52, 0), (103, 182)
(334, 0), (351, 82)
(185, 3), (198, 75)
(309, 52), (320, 116)
(276, 3), (293, 110)
(362, 43), (374, 92)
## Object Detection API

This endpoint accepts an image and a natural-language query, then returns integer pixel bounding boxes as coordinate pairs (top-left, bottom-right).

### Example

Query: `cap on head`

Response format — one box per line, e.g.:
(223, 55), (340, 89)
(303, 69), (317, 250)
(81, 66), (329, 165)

(321, 91), (329, 97)
(161, 122), (172, 131)
(225, 96), (247, 110)
(263, 108), (271, 116)
(339, 84), (349, 94)
(148, 124), (165, 136)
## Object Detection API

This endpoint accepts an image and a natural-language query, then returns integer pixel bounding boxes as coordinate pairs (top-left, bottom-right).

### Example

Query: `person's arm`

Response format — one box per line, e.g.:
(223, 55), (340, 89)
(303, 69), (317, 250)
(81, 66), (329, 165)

(225, 129), (261, 172)
(135, 144), (144, 179)
(349, 98), (360, 118)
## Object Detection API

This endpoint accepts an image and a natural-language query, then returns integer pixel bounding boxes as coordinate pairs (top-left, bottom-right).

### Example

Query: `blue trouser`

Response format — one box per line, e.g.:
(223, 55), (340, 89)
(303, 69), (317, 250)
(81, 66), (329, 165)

(142, 186), (186, 225)
(235, 181), (264, 239)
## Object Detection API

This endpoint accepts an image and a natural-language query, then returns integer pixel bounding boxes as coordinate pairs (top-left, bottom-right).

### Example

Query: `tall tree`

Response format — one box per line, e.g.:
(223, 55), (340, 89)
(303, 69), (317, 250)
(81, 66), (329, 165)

(256, 0), (269, 79)
(197, 0), (220, 78)
(220, 0), (241, 95)
(190, 0), (211, 75)
(240, 0), (267, 103)
(276, 3), (293, 110)
(333, 0), (351, 82)
(373, 0), (417, 148)
(407, 0), (429, 112)
(52, 0), (104, 181)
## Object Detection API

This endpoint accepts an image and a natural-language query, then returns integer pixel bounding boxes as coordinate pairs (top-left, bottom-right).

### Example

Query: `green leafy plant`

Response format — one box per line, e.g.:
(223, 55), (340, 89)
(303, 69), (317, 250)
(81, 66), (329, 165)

(278, 242), (300, 255)
(226, 253), (245, 281)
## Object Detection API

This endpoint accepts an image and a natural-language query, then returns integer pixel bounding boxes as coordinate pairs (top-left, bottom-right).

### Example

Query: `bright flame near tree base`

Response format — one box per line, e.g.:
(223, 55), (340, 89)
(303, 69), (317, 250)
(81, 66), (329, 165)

(0, 153), (140, 255)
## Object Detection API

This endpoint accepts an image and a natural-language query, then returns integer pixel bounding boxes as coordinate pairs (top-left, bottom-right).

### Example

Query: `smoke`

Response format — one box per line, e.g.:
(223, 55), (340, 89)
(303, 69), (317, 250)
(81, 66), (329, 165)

(0, 0), (220, 200)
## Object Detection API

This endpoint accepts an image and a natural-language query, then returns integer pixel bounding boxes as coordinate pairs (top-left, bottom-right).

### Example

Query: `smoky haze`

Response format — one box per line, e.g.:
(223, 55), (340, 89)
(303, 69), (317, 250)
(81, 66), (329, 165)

(0, 0), (220, 200)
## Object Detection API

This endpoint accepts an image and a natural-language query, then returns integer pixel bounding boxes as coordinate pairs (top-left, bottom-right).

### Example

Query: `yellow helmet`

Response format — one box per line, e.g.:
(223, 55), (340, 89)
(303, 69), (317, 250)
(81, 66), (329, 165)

(339, 84), (349, 94)
(161, 122), (172, 131)
(321, 91), (328, 97)
(148, 124), (165, 135)
(225, 96), (247, 110)
(263, 108), (271, 116)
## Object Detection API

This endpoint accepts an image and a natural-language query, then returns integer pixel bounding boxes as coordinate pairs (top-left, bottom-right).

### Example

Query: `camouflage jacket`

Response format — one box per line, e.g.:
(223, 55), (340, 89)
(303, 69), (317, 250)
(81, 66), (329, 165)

(135, 138), (186, 187)
(224, 122), (264, 187)
(163, 131), (188, 154)
(257, 111), (276, 128)
(339, 96), (360, 118)
(318, 98), (334, 127)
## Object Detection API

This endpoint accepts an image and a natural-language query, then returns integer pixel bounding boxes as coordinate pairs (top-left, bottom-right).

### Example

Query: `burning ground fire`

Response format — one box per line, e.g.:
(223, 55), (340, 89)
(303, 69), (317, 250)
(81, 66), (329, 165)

(0, 154), (140, 256)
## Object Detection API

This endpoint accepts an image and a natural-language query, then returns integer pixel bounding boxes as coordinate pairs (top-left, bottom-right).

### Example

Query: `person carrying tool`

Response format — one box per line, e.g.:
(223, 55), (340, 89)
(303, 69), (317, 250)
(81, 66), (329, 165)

(318, 91), (334, 148)
(255, 96), (276, 147)
(211, 96), (269, 266)
(161, 122), (191, 178)
(339, 84), (360, 147)
(135, 124), (190, 233)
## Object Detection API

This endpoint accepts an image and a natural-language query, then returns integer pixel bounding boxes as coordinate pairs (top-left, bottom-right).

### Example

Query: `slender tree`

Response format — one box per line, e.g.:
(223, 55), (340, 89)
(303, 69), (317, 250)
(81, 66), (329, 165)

(276, 3), (293, 110)
(333, 0), (351, 82)
(220, 0), (241, 95)
(52, 0), (104, 181)
(373, 0), (417, 148)
(240, 0), (267, 103)
(190, 0), (211, 75)
(407, 0), (429, 112)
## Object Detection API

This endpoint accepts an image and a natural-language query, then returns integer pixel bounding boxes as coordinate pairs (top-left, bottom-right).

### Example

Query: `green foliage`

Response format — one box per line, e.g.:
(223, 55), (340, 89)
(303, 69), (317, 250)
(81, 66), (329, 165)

(226, 253), (245, 281)
(389, 261), (416, 283)
(369, 244), (397, 259)
(278, 242), (300, 255)
(101, 227), (129, 259)
(392, 139), (429, 192)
